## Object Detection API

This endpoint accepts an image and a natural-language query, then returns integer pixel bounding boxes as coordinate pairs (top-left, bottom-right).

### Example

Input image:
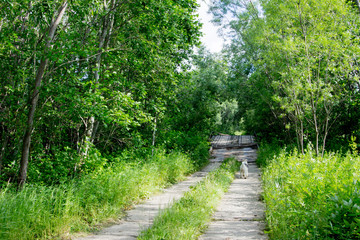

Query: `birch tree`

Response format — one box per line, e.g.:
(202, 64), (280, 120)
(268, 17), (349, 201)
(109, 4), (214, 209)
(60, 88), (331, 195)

(19, 1), (68, 187)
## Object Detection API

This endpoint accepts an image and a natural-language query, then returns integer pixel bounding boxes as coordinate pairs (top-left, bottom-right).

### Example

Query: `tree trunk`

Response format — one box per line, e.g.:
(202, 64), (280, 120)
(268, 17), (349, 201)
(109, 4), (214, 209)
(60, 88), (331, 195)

(321, 116), (329, 158)
(79, 27), (107, 159)
(80, 2), (114, 159)
(321, 103), (331, 157)
(300, 120), (304, 155)
(152, 117), (157, 156)
(310, 97), (320, 155)
(91, 120), (99, 143)
(18, 1), (68, 188)
(294, 119), (301, 153)
(81, 116), (95, 158)
(295, 105), (304, 154)
(313, 113), (319, 156)
(315, 131), (319, 155)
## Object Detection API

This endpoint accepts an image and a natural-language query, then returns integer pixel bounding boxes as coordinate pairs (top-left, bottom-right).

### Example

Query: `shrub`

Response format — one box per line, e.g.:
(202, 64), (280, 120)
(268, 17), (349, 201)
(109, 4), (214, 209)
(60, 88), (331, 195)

(157, 130), (210, 168)
(325, 181), (360, 239)
(261, 145), (360, 239)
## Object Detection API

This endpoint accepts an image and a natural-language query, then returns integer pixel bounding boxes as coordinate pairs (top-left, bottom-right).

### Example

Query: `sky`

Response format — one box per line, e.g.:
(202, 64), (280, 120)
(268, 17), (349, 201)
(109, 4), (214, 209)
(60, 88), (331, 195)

(196, 0), (225, 53)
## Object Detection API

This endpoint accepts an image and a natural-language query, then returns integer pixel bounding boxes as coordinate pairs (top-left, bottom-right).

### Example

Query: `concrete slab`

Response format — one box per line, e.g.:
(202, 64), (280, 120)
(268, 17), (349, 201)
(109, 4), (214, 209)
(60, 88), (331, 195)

(199, 148), (268, 240)
(199, 221), (267, 240)
(211, 135), (256, 149)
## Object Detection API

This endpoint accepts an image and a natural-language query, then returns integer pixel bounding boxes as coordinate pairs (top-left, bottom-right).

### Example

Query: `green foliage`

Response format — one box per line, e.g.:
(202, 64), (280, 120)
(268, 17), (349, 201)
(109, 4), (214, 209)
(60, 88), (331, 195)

(256, 141), (290, 168)
(0, 0), (202, 185)
(215, 99), (241, 134)
(151, 150), (194, 184)
(326, 182), (360, 239)
(190, 139), (210, 169)
(349, 136), (359, 156)
(138, 158), (239, 240)
(0, 150), (194, 240)
(158, 128), (210, 169)
(210, 0), (360, 152)
(27, 147), (80, 185)
(261, 144), (360, 239)
(155, 48), (229, 167)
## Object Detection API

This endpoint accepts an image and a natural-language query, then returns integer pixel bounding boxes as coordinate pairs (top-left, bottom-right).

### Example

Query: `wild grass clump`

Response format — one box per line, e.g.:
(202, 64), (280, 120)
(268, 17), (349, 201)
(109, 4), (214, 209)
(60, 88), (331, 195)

(138, 158), (239, 240)
(261, 145), (360, 239)
(0, 150), (194, 240)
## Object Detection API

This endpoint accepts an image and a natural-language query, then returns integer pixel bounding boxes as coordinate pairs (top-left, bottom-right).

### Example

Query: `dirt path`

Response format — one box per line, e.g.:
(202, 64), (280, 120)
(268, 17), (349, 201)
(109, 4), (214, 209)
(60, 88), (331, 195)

(199, 147), (268, 240)
(77, 157), (223, 240)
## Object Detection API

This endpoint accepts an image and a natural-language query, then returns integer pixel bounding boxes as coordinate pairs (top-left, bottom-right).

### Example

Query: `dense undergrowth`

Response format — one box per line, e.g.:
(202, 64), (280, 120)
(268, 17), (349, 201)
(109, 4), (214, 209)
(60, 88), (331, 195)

(138, 157), (239, 240)
(0, 149), (196, 240)
(259, 143), (360, 239)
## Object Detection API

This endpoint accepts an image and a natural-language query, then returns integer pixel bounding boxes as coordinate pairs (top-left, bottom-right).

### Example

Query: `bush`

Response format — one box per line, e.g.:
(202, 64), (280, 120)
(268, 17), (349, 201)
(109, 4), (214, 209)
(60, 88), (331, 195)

(27, 146), (108, 185)
(256, 141), (286, 168)
(27, 147), (79, 185)
(157, 130), (210, 168)
(261, 145), (360, 239)
(325, 181), (360, 239)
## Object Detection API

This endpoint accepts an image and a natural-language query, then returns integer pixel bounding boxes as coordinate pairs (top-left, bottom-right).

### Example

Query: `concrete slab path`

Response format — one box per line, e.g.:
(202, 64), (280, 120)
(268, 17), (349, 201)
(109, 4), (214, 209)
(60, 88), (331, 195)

(76, 141), (267, 240)
(76, 156), (224, 240)
(199, 147), (268, 240)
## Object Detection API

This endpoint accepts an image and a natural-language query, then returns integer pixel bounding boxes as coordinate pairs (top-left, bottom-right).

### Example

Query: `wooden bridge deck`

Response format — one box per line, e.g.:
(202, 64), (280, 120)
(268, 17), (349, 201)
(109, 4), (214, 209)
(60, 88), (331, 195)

(211, 135), (257, 149)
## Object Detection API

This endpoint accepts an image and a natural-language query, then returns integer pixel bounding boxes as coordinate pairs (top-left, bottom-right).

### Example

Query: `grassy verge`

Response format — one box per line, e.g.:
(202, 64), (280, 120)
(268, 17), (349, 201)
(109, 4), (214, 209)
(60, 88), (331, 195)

(260, 144), (360, 239)
(138, 157), (239, 240)
(0, 150), (194, 240)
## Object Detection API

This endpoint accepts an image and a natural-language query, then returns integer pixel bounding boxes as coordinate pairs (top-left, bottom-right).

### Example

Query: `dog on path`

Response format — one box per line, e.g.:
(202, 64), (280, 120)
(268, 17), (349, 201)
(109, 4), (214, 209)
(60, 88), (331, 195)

(240, 159), (249, 179)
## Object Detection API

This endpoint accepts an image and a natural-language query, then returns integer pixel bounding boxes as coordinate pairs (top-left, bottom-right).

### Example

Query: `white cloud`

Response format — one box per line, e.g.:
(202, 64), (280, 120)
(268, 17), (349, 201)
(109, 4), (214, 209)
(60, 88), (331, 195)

(196, 0), (224, 53)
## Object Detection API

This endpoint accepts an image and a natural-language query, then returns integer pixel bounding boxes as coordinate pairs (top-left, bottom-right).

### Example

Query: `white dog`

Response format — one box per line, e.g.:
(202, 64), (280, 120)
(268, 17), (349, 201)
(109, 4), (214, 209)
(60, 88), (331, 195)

(240, 159), (249, 179)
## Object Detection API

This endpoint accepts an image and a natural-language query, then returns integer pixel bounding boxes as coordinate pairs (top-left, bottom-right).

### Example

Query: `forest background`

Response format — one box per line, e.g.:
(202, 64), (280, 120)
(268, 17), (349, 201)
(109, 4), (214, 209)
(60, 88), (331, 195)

(0, 0), (225, 186)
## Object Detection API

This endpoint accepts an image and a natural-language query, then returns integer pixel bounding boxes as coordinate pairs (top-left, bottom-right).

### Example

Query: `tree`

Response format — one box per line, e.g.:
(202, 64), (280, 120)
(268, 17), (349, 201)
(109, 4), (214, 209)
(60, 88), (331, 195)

(210, 0), (360, 154)
(157, 47), (227, 156)
(19, 1), (68, 187)
(0, 0), (202, 186)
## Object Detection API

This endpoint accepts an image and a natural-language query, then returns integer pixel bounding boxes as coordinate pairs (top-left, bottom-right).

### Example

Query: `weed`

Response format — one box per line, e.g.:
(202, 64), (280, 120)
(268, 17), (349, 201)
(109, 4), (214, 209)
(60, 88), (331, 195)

(138, 158), (239, 240)
(0, 150), (194, 240)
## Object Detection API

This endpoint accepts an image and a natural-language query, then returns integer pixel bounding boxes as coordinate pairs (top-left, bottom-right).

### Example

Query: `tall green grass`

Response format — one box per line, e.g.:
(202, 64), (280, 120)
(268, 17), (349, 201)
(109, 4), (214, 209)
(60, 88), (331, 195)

(261, 144), (360, 239)
(0, 150), (194, 240)
(138, 158), (239, 240)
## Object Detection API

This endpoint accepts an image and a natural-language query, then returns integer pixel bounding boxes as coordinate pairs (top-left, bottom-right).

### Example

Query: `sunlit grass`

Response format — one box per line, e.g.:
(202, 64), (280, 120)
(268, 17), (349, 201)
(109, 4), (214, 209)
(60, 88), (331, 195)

(138, 158), (239, 240)
(261, 144), (360, 239)
(0, 150), (194, 240)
